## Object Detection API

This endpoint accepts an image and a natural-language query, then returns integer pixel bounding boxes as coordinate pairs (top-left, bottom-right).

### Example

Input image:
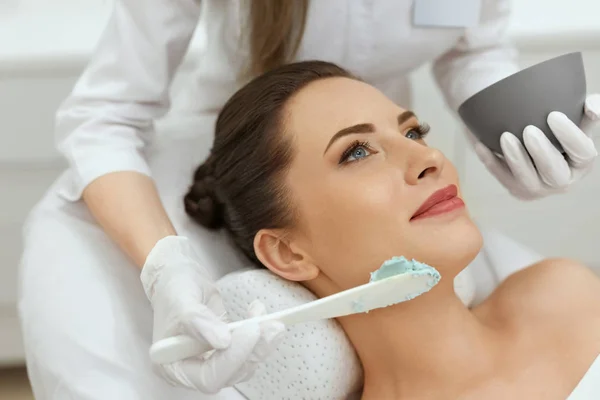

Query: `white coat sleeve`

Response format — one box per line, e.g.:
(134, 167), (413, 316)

(55, 0), (202, 200)
(432, 0), (520, 112)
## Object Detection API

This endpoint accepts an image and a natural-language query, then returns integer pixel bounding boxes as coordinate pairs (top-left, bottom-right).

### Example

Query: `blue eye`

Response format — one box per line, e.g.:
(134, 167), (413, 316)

(339, 141), (373, 164)
(349, 146), (370, 160)
(406, 130), (421, 140)
(405, 123), (431, 140)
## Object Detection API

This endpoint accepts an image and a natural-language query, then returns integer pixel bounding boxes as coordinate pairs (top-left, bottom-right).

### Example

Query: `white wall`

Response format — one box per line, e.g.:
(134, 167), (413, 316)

(510, 0), (600, 37)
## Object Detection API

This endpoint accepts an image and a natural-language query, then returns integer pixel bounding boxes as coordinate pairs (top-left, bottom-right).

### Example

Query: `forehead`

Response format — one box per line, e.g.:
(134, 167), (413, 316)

(284, 77), (403, 142)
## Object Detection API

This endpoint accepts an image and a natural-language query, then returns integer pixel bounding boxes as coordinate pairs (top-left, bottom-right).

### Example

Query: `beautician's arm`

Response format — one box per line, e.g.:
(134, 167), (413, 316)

(82, 173), (175, 267)
(55, 0), (200, 263)
(431, 0), (519, 110)
(55, 0), (284, 392)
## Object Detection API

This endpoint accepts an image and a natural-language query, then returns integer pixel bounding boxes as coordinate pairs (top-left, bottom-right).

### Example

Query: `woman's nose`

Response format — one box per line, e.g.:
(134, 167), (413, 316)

(404, 144), (445, 185)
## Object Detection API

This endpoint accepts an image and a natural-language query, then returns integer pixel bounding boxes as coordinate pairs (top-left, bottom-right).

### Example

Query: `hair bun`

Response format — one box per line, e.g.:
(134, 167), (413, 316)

(184, 162), (225, 229)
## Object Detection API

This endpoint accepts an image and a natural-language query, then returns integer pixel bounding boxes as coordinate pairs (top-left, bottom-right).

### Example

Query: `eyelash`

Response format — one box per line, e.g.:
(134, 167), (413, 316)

(339, 140), (371, 164)
(338, 123), (431, 165)
(408, 123), (430, 140)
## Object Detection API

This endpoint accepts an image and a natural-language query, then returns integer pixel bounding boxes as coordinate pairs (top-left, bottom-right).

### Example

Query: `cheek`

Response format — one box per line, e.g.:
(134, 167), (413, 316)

(293, 171), (414, 288)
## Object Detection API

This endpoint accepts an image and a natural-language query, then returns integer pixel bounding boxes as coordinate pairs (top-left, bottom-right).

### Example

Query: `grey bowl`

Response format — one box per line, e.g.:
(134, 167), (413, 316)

(458, 52), (587, 155)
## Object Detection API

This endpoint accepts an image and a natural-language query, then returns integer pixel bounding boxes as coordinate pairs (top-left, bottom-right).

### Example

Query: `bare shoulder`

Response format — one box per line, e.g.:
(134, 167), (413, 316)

(478, 258), (600, 327)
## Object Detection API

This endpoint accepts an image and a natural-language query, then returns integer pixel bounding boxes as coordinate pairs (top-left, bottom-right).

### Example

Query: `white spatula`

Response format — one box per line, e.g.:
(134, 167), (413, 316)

(150, 259), (440, 364)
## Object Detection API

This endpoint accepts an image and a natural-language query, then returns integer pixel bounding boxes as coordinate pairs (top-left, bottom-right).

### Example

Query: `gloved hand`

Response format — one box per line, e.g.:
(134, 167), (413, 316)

(141, 236), (285, 393)
(472, 94), (600, 200)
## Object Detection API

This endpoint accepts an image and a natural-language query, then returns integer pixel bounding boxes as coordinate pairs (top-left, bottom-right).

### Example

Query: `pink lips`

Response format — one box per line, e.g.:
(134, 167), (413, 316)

(410, 184), (465, 221)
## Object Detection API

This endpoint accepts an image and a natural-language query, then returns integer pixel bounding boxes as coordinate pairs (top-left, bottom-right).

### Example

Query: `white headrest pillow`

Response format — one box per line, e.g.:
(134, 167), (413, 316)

(217, 269), (363, 399)
(217, 268), (476, 399)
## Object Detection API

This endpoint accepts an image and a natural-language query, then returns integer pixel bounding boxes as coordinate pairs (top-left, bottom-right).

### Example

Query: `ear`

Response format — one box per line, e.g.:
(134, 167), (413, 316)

(253, 229), (319, 281)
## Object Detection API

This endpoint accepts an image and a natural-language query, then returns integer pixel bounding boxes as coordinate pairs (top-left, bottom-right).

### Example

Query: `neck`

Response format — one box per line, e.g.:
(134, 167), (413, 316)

(338, 278), (500, 399)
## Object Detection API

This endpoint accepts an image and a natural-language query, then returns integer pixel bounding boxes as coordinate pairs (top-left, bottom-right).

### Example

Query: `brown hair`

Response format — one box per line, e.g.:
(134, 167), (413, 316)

(246, 0), (309, 77)
(184, 61), (356, 264)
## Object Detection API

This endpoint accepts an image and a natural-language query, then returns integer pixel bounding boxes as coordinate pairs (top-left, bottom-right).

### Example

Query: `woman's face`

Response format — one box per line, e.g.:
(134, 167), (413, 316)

(260, 77), (482, 293)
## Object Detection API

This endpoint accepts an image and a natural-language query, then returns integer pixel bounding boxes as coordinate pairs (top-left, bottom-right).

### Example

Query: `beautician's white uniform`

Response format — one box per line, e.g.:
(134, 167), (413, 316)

(18, 0), (598, 399)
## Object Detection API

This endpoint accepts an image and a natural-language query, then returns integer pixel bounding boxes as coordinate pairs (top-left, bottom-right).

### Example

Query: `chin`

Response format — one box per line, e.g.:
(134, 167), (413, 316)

(412, 218), (483, 274)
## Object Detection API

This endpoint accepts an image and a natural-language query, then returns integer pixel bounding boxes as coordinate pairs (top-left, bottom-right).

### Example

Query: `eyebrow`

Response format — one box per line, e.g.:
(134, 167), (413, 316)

(323, 110), (417, 154)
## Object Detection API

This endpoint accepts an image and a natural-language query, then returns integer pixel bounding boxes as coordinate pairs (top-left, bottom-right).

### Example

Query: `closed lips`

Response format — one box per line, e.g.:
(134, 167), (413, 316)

(411, 184), (459, 220)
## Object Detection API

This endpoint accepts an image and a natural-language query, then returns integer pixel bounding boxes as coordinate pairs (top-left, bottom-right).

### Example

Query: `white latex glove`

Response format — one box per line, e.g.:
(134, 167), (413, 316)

(472, 94), (600, 200)
(141, 236), (285, 393)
